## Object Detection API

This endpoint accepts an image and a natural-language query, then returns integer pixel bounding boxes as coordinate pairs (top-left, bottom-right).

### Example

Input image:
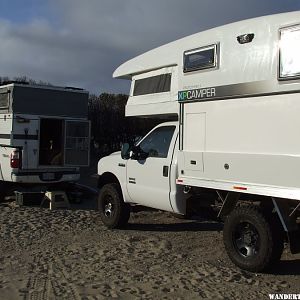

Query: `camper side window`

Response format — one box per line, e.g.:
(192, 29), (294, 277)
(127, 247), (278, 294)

(133, 74), (172, 96)
(184, 44), (217, 73)
(279, 25), (300, 79)
(0, 93), (9, 109)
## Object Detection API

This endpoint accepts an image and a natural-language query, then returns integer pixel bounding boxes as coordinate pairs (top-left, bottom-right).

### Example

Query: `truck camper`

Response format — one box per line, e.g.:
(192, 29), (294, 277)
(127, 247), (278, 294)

(97, 11), (300, 272)
(0, 83), (90, 199)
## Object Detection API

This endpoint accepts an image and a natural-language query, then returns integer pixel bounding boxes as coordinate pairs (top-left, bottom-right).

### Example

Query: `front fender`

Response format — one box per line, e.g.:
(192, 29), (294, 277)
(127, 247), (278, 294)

(97, 154), (130, 203)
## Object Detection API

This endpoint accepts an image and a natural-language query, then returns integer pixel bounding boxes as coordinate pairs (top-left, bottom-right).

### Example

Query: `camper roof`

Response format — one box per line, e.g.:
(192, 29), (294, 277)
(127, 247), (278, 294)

(113, 11), (300, 79)
(0, 82), (88, 94)
(0, 83), (89, 118)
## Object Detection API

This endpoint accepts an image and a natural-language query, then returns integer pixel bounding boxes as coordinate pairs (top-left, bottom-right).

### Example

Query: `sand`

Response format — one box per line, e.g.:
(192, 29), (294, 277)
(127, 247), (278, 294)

(0, 194), (299, 299)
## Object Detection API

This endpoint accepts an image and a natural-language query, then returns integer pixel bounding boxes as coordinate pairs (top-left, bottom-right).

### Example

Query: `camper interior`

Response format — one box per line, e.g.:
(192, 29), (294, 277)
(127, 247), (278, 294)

(39, 118), (90, 167)
(39, 118), (64, 166)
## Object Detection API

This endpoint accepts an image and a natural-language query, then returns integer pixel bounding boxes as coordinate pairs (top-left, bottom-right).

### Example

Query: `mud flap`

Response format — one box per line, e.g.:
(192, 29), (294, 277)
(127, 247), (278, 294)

(217, 192), (240, 219)
(272, 198), (300, 254)
(272, 198), (298, 231)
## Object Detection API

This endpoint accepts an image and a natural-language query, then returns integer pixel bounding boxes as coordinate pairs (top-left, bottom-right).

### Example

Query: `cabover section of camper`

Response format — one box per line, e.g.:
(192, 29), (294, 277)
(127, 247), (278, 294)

(113, 42), (181, 117)
(113, 11), (300, 119)
(127, 67), (178, 117)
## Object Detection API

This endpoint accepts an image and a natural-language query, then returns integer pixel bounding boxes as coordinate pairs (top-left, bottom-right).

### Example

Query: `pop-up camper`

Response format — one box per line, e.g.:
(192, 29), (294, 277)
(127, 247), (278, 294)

(0, 83), (90, 189)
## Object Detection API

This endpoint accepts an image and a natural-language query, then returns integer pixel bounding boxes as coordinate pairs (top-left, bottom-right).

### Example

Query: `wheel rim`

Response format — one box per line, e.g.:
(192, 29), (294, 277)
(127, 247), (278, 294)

(103, 195), (114, 218)
(233, 222), (260, 258)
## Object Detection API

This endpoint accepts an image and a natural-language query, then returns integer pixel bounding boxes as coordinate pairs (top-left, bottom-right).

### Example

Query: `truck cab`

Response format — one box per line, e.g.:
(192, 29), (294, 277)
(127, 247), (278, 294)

(97, 122), (187, 220)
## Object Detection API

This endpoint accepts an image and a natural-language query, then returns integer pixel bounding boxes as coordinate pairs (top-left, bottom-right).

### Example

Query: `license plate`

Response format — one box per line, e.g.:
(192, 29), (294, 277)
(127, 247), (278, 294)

(42, 173), (55, 180)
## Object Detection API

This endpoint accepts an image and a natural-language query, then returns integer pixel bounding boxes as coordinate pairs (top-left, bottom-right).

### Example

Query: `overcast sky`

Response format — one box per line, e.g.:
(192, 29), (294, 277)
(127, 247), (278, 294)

(0, 0), (299, 95)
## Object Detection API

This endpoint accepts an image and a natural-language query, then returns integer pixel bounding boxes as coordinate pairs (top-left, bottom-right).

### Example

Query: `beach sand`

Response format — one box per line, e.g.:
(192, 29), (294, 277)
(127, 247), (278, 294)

(0, 188), (299, 299)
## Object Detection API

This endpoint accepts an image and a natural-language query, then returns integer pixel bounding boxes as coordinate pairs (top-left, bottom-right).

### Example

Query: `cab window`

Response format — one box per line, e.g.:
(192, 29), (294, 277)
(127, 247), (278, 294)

(139, 126), (175, 158)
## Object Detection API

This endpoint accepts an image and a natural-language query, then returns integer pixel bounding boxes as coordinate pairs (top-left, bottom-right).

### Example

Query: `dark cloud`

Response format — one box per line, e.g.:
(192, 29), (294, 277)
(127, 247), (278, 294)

(0, 0), (299, 94)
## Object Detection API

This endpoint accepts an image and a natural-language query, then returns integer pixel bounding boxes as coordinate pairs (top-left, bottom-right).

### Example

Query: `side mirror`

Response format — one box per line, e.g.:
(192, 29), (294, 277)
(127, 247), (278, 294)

(121, 143), (131, 160)
(131, 145), (149, 160)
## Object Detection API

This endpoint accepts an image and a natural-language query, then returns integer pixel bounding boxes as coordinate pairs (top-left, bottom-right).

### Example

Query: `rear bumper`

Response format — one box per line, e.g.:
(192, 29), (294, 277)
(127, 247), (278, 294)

(11, 170), (80, 183)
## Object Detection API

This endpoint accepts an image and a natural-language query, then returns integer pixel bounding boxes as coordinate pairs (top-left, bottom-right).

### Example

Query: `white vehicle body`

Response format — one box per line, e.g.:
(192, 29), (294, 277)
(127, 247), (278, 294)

(98, 122), (186, 214)
(97, 12), (300, 271)
(100, 11), (300, 207)
(0, 83), (90, 185)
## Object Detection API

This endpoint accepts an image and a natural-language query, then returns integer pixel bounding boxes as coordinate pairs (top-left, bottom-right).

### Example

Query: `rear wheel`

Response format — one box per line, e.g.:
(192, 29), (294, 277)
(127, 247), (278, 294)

(223, 205), (279, 272)
(98, 183), (130, 229)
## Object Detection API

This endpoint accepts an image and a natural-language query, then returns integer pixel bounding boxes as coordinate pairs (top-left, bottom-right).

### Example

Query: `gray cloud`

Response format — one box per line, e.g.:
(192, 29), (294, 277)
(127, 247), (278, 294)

(0, 0), (299, 94)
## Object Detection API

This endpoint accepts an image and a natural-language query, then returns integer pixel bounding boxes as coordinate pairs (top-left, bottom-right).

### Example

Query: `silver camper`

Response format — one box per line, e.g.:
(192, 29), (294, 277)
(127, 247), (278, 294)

(0, 83), (90, 193)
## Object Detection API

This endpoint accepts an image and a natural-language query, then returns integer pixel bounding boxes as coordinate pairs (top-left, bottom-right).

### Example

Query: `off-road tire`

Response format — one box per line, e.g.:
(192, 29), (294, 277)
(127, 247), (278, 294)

(223, 205), (277, 272)
(98, 183), (130, 229)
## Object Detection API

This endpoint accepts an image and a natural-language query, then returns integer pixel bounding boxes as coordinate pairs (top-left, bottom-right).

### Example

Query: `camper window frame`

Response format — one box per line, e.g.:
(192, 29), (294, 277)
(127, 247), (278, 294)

(64, 119), (91, 167)
(183, 44), (218, 73)
(133, 73), (172, 96)
(0, 91), (10, 110)
(278, 24), (300, 81)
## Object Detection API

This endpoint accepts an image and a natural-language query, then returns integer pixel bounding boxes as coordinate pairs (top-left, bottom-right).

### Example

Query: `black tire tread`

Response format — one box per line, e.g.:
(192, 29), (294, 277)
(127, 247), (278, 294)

(98, 183), (130, 229)
(223, 205), (276, 272)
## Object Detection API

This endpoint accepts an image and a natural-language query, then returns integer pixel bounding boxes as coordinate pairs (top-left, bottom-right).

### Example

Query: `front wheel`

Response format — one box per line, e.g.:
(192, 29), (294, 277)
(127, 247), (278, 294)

(223, 205), (278, 272)
(98, 183), (130, 229)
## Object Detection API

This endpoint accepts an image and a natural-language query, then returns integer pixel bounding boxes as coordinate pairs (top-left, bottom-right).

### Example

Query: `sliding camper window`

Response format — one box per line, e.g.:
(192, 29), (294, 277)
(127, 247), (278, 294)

(184, 44), (217, 73)
(0, 92), (9, 109)
(279, 25), (300, 79)
(133, 74), (171, 96)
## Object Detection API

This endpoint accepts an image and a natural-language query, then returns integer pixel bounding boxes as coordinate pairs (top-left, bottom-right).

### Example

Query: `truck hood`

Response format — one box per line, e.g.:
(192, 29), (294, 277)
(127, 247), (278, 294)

(110, 151), (121, 157)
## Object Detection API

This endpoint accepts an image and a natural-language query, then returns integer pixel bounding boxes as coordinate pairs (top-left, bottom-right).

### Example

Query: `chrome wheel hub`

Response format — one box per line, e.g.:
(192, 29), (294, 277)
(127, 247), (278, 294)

(234, 222), (260, 258)
(104, 202), (113, 217)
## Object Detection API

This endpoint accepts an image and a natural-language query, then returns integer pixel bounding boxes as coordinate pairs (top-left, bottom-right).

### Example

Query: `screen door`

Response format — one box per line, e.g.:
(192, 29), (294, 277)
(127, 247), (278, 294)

(64, 120), (90, 166)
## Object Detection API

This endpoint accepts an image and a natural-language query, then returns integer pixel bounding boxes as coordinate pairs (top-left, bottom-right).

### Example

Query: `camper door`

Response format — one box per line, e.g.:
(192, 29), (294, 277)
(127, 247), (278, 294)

(64, 120), (90, 167)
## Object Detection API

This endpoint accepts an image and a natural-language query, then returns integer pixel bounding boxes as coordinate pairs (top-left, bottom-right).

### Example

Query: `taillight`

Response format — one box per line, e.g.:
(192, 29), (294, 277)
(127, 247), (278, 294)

(10, 150), (21, 169)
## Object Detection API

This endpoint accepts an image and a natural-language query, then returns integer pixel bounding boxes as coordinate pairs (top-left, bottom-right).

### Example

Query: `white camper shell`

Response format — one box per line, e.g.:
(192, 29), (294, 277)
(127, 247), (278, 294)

(0, 83), (90, 185)
(114, 11), (300, 201)
(115, 11), (300, 116)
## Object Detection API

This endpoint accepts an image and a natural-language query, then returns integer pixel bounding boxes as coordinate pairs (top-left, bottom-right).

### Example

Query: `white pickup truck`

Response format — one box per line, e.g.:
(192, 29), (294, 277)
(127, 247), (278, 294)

(97, 12), (300, 272)
(97, 121), (299, 272)
(0, 82), (90, 200)
(98, 122), (186, 225)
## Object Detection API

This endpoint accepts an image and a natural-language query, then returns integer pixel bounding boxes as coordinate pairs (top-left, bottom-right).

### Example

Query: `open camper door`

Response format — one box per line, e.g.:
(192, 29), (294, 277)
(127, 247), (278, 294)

(64, 120), (90, 167)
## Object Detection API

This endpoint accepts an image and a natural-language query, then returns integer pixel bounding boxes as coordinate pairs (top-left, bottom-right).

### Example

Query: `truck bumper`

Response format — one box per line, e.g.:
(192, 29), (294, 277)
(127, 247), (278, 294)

(11, 170), (80, 183)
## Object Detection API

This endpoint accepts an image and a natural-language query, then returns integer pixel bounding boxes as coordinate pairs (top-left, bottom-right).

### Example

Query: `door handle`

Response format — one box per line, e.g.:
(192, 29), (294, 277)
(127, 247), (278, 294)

(163, 165), (169, 177)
